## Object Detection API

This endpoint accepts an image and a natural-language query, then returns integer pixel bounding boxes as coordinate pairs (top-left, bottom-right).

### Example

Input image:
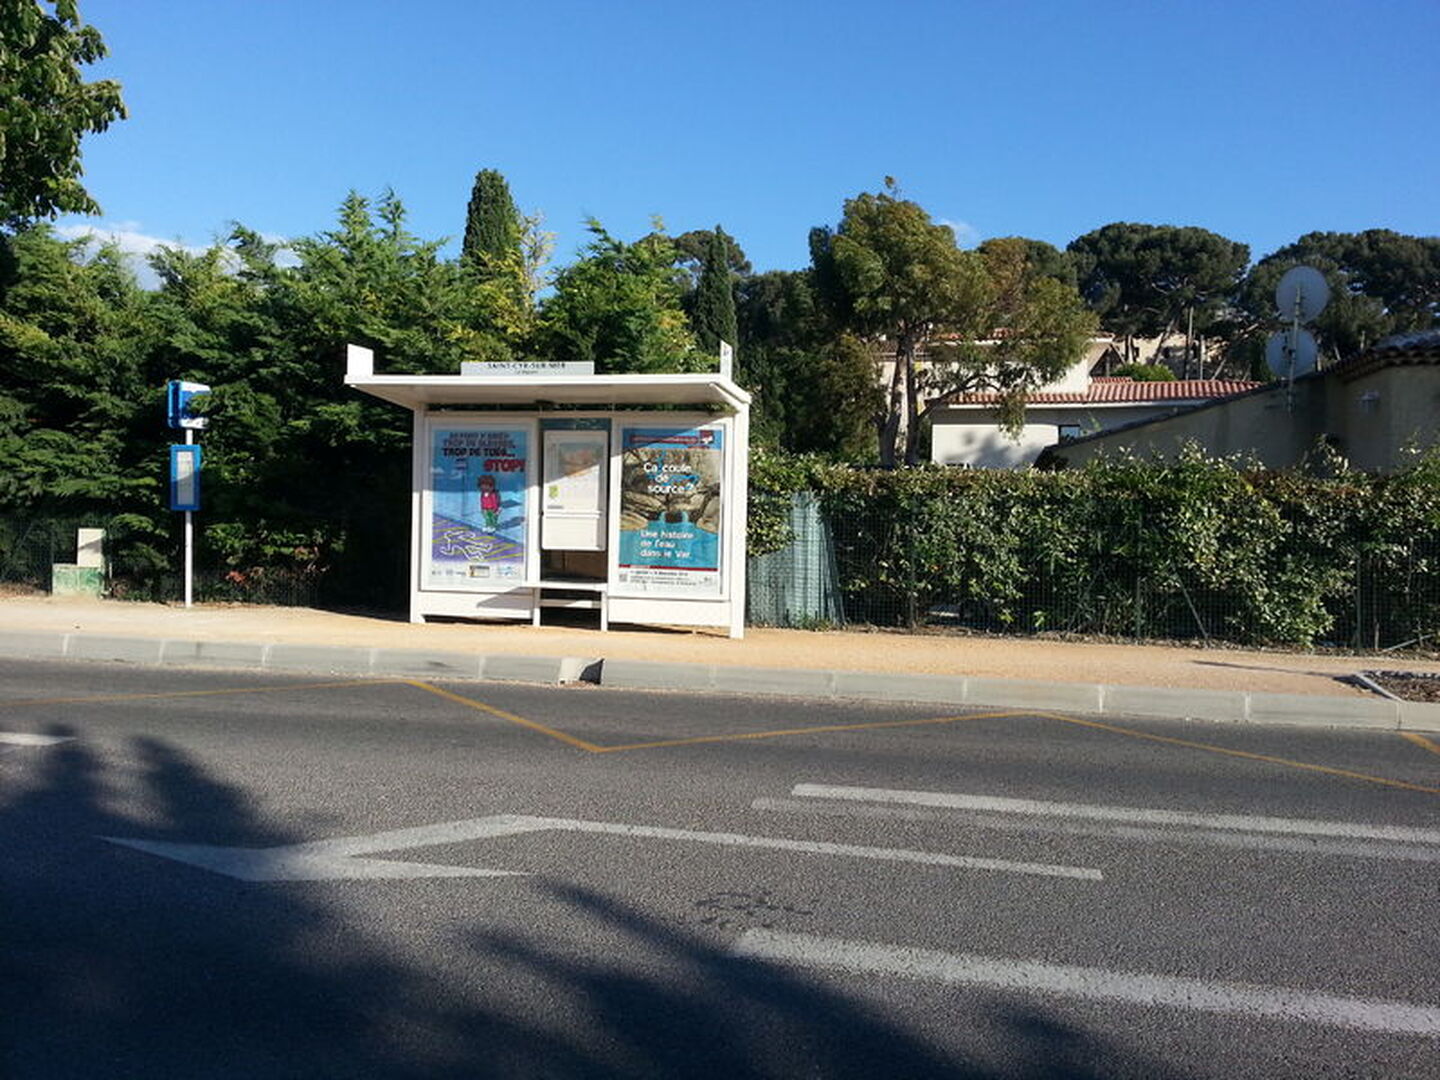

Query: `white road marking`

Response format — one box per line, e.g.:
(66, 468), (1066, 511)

(0, 732), (73, 746)
(106, 813), (1102, 882)
(535, 818), (1101, 880)
(731, 930), (1440, 1036)
(792, 784), (1440, 845)
(752, 797), (1440, 863)
(103, 838), (523, 882)
(106, 815), (558, 881)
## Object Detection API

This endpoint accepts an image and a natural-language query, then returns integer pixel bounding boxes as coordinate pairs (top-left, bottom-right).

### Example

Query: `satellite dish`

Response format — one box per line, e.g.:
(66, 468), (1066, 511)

(1275, 266), (1330, 323)
(1266, 328), (1318, 379)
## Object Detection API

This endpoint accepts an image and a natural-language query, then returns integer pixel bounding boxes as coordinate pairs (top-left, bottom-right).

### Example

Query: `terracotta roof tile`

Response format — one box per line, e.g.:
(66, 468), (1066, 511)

(947, 379), (1261, 405)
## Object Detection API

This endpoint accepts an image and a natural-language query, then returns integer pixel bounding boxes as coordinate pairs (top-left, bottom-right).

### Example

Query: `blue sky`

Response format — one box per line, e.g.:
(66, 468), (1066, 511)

(57, 0), (1439, 277)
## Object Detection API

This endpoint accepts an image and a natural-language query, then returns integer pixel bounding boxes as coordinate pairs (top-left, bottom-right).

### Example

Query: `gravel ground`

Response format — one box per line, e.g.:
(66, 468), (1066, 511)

(1363, 670), (1440, 702)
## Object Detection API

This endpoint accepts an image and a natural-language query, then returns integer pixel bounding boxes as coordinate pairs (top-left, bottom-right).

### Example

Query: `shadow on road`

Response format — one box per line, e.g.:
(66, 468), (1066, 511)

(0, 725), (1182, 1078)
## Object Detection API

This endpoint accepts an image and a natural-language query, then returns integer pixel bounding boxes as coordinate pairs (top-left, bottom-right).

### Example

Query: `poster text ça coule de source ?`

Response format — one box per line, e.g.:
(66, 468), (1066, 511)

(617, 427), (723, 596)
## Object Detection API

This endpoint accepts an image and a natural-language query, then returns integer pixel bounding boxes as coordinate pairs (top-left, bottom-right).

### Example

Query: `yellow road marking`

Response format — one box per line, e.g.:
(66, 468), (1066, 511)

(0, 679), (402, 710)
(1401, 732), (1440, 759)
(403, 680), (604, 752)
(8, 668), (1431, 797)
(406, 682), (1440, 793)
(405, 680), (1024, 754)
(1041, 712), (1440, 797)
(590, 711), (1023, 753)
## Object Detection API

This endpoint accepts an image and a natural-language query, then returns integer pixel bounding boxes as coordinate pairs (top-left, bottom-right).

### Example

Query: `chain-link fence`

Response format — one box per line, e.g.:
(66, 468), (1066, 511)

(1334, 541), (1440, 653)
(0, 515), (322, 607)
(0, 517), (80, 592)
(747, 495), (1440, 653)
(746, 493), (846, 629)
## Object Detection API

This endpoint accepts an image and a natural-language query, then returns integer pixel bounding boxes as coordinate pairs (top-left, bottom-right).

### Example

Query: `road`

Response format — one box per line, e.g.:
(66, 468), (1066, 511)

(2, 658), (1438, 1078)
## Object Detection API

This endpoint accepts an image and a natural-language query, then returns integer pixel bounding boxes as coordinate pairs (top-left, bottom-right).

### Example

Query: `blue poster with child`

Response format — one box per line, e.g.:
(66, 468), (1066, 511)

(427, 426), (528, 588)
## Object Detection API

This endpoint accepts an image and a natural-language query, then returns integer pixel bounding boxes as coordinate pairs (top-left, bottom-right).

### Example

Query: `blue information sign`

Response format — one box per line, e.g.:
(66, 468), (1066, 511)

(166, 380), (211, 430)
(169, 444), (202, 511)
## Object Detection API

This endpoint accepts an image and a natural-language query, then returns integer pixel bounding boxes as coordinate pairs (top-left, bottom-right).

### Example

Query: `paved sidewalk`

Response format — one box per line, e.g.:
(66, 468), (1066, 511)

(2, 596), (1438, 731)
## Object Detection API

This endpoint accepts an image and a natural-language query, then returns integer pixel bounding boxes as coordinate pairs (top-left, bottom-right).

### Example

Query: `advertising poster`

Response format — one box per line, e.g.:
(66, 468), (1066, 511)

(617, 426), (723, 596)
(543, 431), (607, 513)
(427, 426), (528, 588)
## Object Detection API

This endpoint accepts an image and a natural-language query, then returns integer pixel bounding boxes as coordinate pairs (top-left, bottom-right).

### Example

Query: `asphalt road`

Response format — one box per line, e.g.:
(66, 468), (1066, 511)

(2, 658), (1438, 1079)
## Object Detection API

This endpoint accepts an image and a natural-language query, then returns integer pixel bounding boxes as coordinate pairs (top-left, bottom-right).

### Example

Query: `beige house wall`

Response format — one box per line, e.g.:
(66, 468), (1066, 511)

(1332, 366), (1440, 472)
(1056, 383), (1319, 468)
(877, 336), (1125, 407)
(1055, 365), (1440, 473)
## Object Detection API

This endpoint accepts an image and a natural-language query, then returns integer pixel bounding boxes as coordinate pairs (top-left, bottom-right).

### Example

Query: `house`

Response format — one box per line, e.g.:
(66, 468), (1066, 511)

(1043, 329), (1440, 474)
(925, 337), (1259, 468)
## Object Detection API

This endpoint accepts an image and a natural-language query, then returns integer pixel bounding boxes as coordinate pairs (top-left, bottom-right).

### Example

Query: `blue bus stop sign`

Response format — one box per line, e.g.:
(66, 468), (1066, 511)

(166, 380), (211, 430)
(169, 444), (202, 512)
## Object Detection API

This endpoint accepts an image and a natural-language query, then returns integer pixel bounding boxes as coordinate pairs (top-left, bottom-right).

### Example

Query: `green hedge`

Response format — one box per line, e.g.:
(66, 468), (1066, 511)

(747, 446), (1440, 647)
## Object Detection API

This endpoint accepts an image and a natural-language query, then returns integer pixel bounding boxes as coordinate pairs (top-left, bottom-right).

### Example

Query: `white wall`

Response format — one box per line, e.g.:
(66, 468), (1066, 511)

(1045, 356), (1095, 394)
(932, 417), (1059, 468)
(931, 404), (1186, 468)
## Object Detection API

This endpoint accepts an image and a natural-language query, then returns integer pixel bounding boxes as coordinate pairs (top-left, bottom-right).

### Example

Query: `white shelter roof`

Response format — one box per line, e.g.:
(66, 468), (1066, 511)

(344, 346), (750, 413)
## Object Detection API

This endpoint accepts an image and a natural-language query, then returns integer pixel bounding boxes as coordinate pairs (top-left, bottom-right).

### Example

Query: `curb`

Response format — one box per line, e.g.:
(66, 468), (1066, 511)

(1, 629), (1437, 733)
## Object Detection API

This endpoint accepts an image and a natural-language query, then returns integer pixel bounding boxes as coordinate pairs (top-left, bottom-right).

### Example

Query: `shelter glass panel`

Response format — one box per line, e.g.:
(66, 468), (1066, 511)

(616, 425), (724, 597)
(425, 423), (530, 589)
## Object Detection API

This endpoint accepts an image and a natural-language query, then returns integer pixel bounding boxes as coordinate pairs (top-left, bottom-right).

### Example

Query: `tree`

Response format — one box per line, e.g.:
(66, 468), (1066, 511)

(456, 169), (552, 356)
(979, 237), (1076, 289)
(779, 334), (880, 460)
(1067, 223), (1249, 364)
(286, 190), (481, 372)
(735, 269), (879, 458)
(460, 169), (521, 268)
(1237, 230), (1440, 366)
(148, 191), (486, 603)
(690, 225), (738, 356)
(458, 169), (551, 353)
(538, 220), (705, 374)
(0, 1), (126, 223)
(1112, 362), (1175, 382)
(0, 223), (155, 519)
(927, 236), (1097, 435)
(671, 227), (751, 283)
(810, 183), (988, 466)
(813, 185), (1093, 465)
(1308, 229), (1440, 330)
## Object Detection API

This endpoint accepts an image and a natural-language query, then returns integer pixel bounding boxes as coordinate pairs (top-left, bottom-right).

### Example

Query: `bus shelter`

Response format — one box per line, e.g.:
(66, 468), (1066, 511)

(344, 345), (751, 638)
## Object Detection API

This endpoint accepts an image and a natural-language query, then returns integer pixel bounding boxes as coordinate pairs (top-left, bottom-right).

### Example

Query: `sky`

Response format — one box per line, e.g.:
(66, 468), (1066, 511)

(55, 0), (1440, 281)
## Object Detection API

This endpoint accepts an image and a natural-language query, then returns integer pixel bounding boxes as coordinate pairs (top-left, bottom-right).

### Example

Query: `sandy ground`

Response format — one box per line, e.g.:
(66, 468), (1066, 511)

(5, 595), (1438, 699)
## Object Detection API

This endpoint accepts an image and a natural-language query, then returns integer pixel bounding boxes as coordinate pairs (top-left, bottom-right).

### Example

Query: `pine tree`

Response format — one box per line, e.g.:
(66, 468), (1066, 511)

(692, 225), (738, 356)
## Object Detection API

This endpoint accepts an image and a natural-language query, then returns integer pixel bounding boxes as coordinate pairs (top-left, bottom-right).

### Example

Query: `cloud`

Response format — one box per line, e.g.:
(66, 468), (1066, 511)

(52, 222), (209, 288)
(51, 222), (298, 288)
(937, 218), (980, 248)
(54, 221), (207, 260)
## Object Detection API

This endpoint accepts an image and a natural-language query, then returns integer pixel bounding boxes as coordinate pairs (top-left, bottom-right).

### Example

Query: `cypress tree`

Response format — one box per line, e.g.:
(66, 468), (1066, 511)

(693, 225), (738, 355)
(461, 169), (522, 270)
